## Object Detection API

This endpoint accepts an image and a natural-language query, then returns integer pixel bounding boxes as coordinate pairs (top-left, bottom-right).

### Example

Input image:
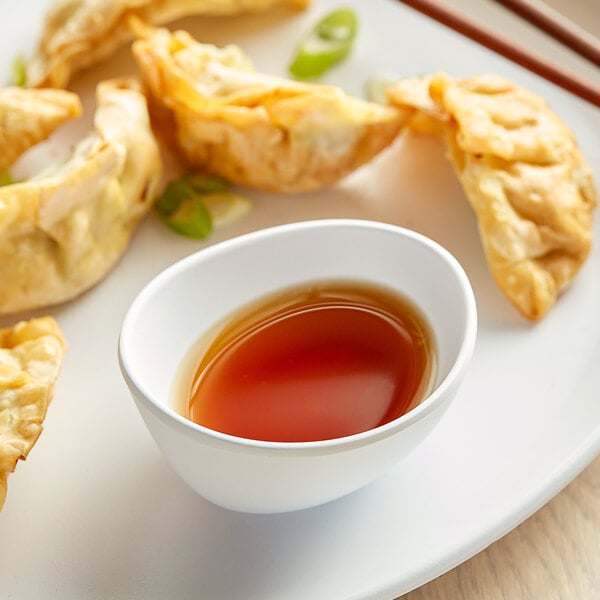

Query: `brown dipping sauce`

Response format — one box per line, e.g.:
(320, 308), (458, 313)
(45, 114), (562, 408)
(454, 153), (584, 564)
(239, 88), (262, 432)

(180, 280), (436, 442)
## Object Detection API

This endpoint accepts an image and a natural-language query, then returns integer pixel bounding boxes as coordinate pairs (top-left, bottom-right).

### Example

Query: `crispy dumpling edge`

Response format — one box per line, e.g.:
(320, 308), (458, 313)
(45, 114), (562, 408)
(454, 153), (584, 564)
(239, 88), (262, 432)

(0, 316), (66, 510)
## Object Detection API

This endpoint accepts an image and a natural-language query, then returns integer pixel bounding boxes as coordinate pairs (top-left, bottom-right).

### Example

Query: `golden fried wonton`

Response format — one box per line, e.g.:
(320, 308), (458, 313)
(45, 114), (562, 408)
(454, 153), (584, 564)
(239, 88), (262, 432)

(0, 78), (162, 316)
(388, 73), (597, 321)
(0, 317), (66, 510)
(26, 0), (311, 88)
(0, 87), (81, 172)
(131, 23), (406, 193)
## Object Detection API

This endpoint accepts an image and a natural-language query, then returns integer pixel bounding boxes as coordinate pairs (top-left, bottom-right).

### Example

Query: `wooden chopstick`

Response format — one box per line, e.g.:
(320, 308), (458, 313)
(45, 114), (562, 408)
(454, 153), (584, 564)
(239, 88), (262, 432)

(395, 0), (600, 109)
(494, 0), (600, 67)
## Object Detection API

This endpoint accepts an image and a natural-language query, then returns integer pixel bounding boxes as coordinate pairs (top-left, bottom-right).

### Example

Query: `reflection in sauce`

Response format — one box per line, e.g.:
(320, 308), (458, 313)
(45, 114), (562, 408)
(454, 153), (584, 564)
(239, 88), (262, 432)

(181, 281), (436, 442)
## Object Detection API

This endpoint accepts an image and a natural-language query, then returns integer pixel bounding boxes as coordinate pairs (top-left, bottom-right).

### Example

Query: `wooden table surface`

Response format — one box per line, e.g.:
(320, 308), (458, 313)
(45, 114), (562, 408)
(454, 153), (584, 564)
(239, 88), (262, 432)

(403, 456), (600, 599)
(398, 1), (600, 597)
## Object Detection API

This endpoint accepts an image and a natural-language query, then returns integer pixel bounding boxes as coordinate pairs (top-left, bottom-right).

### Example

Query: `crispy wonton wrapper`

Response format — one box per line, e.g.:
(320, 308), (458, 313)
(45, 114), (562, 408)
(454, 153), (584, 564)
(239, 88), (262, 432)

(0, 87), (81, 172)
(388, 73), (597, 321)
(131, 23), (406, 193)
(26, 0), (311, 88)
(0, 317), (66, 510)
(0, 78), (162, 316)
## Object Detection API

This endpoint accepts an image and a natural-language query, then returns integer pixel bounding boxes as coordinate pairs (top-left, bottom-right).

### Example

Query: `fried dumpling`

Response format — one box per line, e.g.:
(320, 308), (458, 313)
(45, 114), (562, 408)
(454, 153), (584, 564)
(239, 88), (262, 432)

(26, 0), (311, 88)
(131, 24), (405, 193)
(0, 78), (162, 316)
(0, 87), (81, 171)
(388, 73), (597, 320)
(0, 317), (66, 510)
(379, 74), (446, 136)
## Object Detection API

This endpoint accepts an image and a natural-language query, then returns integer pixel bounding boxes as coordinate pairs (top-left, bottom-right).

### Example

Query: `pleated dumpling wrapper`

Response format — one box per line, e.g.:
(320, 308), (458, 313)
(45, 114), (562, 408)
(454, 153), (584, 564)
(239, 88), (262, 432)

(0, 317), (66, 510)
(26, 0), (311, 88)
(387, 73), (597, 321)
(0, 78), (162, 316)
(131, 23), (406, 193)
(0, 87), (81, 171)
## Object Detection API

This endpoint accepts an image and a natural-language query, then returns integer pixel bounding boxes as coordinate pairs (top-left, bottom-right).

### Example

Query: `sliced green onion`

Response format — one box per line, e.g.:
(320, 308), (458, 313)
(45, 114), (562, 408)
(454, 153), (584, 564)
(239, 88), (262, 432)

(154, 174), (252, 238)
(154, 179), (194, 217)
(161, 196), (213, 239)
(12, 55), (27, 87)
(202, 192), (252, 228)
(154, 179), (212, 238)
(289, 8), (358, 79)
(0, 171), (13, 186)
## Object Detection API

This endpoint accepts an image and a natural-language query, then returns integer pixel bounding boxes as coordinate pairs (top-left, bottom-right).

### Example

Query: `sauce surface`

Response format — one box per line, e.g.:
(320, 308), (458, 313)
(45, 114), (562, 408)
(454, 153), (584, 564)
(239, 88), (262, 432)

(185, 281), (435, 442)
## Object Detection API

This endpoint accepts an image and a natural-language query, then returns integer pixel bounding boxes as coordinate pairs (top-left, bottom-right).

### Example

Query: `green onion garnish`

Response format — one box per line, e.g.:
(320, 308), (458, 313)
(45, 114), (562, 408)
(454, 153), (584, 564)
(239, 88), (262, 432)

(155, 179), (213, 239)
(289, 8), (358, 79)
(0, 171), (13, 186)
(12, 55), (27, 87)
(154, 174), (251, 239)
(202, 192), (252, 228)
(162, 196), (213, 239)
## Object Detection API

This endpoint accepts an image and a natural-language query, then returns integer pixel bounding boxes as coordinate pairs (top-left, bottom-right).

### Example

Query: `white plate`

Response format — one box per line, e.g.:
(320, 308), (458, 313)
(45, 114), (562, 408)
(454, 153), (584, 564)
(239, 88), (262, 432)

(1, 1), (599, 598)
